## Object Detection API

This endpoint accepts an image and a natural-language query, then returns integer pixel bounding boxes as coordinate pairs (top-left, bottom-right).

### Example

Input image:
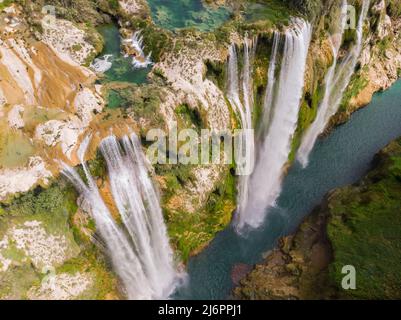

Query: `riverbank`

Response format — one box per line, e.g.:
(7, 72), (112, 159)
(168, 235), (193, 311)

(234, 137), (401, 299)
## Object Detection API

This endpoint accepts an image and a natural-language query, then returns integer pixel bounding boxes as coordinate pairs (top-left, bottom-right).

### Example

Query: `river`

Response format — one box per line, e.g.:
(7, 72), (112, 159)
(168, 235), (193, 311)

(174, 80), (401, 299)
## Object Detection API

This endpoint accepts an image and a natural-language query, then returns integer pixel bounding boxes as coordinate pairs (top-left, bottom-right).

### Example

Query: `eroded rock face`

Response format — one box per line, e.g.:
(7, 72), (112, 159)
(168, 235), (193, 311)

(27, 272), (93, 300)
(0, 4), (104, 199)
(0, 157), (52, 201)
(119, 0), (149, 17)
(335, 0), (401, 121)
(233, 207), (336, 300)
(41, 18), (96, 67)
(0, 218), (79, 299)
(154, 42), (231, 131)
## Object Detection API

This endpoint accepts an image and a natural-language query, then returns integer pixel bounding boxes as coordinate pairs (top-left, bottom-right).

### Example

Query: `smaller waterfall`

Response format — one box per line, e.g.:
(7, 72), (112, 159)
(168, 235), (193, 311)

(259, 31), (280, 139)
(62, 133), (180, 300)
(236, 19), (312, 231)
(227, 36), (256, 218)
(297, 0), (370, 167)
(123, 31), (153, 69)
(90, 54), (113, 73)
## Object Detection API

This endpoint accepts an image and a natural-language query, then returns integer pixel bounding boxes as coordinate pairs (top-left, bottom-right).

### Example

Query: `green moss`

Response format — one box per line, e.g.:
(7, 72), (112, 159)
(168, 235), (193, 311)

(0, 0), (14, 10)
(88, 150), (107, 179)
(56, 250), (118, 299)
(164, 166), (236, 261)
(0, 182), (77, 217)
(376, 36), (392, 56)
(107, 0), (119, 10)
(244, 0), (294, 26)
(388, 0), (401, 18)
(1, 243), (26, 262)
(0, 264), (41, 299)
(289, 84), (323, 162)
(339, 72), (369, 111)
(205, 59), (227, 91)
(0, 176), (120, 298)
(327, 139), (401, 299)
(21, 0), (110, 26)
(155, 164), (196, 195)
(104, 84), (165, 127)
(175, 104), (205, 130)
(72, 43), (83, 52)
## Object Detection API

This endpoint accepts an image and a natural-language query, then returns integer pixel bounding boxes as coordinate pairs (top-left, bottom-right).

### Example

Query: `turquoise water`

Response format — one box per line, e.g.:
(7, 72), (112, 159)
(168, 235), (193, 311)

(97, 24), (151, 84)
(174, 80), (401, 299)
(147, 0), (231, 31)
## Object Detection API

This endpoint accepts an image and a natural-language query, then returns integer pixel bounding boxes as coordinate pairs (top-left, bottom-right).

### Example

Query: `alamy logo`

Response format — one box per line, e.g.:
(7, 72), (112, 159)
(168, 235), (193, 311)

(41, 266), (56, 291)
(41, 5), (56, 26)
(146, 122), (255, 176)
(345, 5), (357, 30)
(341, 265), (356, 290)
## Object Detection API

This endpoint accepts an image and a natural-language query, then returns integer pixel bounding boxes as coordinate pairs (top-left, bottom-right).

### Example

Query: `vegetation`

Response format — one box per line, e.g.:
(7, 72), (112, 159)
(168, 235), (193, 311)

(0, 0), (14, 10)
(236, 138), (401, 300)
(388, 0), (401, 18)
(244, 0), (294, 25)
(327, 139), (401, 299)
(163, 166), (236, 261)
(129, 17), (173, 62)
(0, 178), (119, 299)
(18, 0), (114, 26)
(0, 182), (77, 217)
(104, 83), (165, 130)
(339, 70), (369, 112)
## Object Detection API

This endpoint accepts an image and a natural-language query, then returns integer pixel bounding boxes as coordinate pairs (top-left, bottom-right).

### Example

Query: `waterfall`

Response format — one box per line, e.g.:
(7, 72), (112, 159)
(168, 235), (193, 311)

(297, 0), (370, 167)
(227, 36), (256, 218)
(259, 31), (280, 139)
(124, 31), (153, 69)
(236, 19), (312, 231)
(90, 54), (113, 73)
(62, 133), (180, 300)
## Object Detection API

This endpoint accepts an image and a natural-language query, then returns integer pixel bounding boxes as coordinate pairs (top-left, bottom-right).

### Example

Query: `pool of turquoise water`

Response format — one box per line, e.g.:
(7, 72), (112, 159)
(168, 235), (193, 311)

(97, 24), (152, 84)
(147, 0), (231, 31)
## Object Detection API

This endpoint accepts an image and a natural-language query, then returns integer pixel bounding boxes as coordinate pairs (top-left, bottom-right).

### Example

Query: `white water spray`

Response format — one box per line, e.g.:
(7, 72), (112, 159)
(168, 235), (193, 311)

(259, 31), (280, 139)
(90, 54), (113, 73)
(297, 0), (370, 167)
(123, 31), (153, 69)
(62, 133), (180, 299)
(236, 19), (312, 231)
(227, 36), (256, 217)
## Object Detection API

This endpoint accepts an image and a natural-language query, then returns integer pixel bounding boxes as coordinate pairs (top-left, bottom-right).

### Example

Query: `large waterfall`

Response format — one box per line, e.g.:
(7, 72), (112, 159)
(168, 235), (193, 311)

(235, 19), (312, 231)
(62, 133), (179, 300)
(227, 36), (256, 217)
(297, 0), (370, 167)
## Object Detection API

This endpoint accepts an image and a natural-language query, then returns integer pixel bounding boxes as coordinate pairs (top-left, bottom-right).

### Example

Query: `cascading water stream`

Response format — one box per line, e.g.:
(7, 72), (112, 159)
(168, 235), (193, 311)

(259, 31), (280, 139)
(124, 31), (153, 68)
(62, 133), (180, 300)
(227, 36), (257, 217)
(297, 0), (370, 167)
(236, 19), (312, 231)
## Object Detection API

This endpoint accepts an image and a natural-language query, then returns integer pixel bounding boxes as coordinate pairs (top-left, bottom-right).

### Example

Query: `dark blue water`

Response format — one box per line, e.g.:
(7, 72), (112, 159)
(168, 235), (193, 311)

(174, 80), (401, 299)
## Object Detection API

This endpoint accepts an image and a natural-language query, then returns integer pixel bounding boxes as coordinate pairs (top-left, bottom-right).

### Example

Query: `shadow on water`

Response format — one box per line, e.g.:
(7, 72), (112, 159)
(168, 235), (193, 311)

(174, 80), (401, 299)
